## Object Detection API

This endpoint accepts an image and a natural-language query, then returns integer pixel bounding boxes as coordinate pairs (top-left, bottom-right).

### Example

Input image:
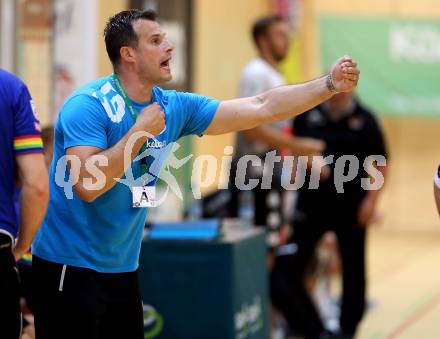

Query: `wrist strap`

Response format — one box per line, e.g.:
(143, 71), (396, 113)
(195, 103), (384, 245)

(326, 73), (337, 93)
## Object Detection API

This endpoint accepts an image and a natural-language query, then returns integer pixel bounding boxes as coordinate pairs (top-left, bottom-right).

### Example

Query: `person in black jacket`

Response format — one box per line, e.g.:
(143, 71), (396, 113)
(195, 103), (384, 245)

(271, 91), (388, 339)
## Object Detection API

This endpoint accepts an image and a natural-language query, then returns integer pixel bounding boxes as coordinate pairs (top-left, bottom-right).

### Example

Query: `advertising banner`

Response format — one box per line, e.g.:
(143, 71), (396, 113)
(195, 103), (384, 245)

(319, 16), (440, 116)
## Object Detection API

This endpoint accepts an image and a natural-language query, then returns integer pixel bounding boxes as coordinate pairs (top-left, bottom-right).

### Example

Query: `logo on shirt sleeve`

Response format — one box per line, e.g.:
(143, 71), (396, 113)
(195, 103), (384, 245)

(92, 81), (126, 123)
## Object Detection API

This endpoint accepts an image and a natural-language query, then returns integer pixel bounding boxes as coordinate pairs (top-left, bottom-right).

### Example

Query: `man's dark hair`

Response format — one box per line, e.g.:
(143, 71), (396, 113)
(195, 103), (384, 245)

(252, 15), (284, 50)
(104, 9), (158, 67)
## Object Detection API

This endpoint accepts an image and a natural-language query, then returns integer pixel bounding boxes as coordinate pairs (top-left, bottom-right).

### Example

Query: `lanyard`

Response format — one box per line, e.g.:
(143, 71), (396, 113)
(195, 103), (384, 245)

(111, 73), (150, 178)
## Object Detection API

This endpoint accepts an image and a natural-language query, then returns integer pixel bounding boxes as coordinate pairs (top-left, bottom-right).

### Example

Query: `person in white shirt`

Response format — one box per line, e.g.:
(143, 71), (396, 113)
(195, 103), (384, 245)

(232, 15), (325, 249)
(237, 15), (324, 162)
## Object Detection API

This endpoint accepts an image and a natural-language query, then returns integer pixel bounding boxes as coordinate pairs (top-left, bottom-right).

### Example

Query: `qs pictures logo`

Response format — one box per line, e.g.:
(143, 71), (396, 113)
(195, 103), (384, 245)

(235, 296), (263, 339)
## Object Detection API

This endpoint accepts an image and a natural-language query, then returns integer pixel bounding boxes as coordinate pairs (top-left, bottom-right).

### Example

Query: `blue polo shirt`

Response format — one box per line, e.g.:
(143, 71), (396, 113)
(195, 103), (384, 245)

(32, 75), (220, 272)
(0, 69), (43, 240)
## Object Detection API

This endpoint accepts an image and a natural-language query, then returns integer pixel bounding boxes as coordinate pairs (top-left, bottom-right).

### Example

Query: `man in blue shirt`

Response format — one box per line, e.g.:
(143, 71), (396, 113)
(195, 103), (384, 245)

(0, 69), (49, 339)
(32, 9), (360, 339)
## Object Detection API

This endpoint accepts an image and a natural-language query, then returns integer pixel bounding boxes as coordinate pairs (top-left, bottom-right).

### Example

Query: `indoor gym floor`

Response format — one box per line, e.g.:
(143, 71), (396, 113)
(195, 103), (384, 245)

(358, 229), (440, 339)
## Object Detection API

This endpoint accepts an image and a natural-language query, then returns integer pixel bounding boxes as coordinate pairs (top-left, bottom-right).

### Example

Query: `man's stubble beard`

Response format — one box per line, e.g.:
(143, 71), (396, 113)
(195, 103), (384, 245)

(267, 40), (287, 64)
(138, 62), (172, 85)
(270, 49), (286, 64)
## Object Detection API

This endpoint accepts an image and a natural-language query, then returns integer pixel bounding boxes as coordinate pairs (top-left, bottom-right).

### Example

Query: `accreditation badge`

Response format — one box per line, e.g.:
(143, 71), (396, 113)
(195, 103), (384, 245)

(132, 186), (156, 208)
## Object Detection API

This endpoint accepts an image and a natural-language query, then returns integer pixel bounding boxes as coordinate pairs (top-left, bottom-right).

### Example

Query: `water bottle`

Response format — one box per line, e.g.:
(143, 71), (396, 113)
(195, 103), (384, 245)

(188, 181), (202, 220)
(238, 190), (255, 229)
(188, 198), (202, 220)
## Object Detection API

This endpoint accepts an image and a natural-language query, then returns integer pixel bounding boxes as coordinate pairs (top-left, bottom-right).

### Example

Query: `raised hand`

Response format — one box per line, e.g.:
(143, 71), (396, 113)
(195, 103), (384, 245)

(330, 55), (360, 93)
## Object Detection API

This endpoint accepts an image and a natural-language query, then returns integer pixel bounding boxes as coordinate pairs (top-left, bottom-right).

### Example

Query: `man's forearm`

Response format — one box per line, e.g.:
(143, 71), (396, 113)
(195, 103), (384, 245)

(206, 56), (358, 135)
(258, 75), (333, 124)
(72, 102), (165, 202)
(15, 178), (49, 255)
(74, 124), (149, 201)
(97, 125), (149, 185)
(13, 153), (49, 258)
(206, 76), (333, 135)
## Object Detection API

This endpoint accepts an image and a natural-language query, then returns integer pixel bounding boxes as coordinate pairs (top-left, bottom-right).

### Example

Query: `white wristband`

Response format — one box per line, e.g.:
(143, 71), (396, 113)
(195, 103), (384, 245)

(435, 167), (440, 188)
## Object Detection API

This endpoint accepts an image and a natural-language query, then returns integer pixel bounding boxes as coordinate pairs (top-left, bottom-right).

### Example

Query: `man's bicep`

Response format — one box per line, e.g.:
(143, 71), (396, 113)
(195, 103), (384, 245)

(176, 92), (220, 137)
(204, 97), (263, 135)
(66, 145), (104, 164)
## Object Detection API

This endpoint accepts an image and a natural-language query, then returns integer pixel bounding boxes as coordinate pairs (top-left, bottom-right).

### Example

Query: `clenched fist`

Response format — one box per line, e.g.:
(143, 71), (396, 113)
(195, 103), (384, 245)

(330, 55), (360, 93)
(136, 102), (165, 137)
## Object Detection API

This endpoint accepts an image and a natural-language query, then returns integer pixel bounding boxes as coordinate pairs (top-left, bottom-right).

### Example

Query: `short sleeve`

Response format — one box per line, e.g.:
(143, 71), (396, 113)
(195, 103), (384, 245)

(177, 92), (220, 138)
(59, 94), (108, 150)
(13, 84), (43, 155)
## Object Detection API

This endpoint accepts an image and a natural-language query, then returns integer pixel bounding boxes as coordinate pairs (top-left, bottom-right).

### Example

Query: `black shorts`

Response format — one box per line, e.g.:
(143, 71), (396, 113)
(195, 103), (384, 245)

(17, 262), (34, 312)
(0, 232), (21, 339)
(32, 256), (144, 339)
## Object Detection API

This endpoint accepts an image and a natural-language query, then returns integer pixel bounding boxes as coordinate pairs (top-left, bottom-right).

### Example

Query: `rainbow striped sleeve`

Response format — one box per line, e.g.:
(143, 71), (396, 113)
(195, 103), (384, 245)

(14, 134), (44, 154)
